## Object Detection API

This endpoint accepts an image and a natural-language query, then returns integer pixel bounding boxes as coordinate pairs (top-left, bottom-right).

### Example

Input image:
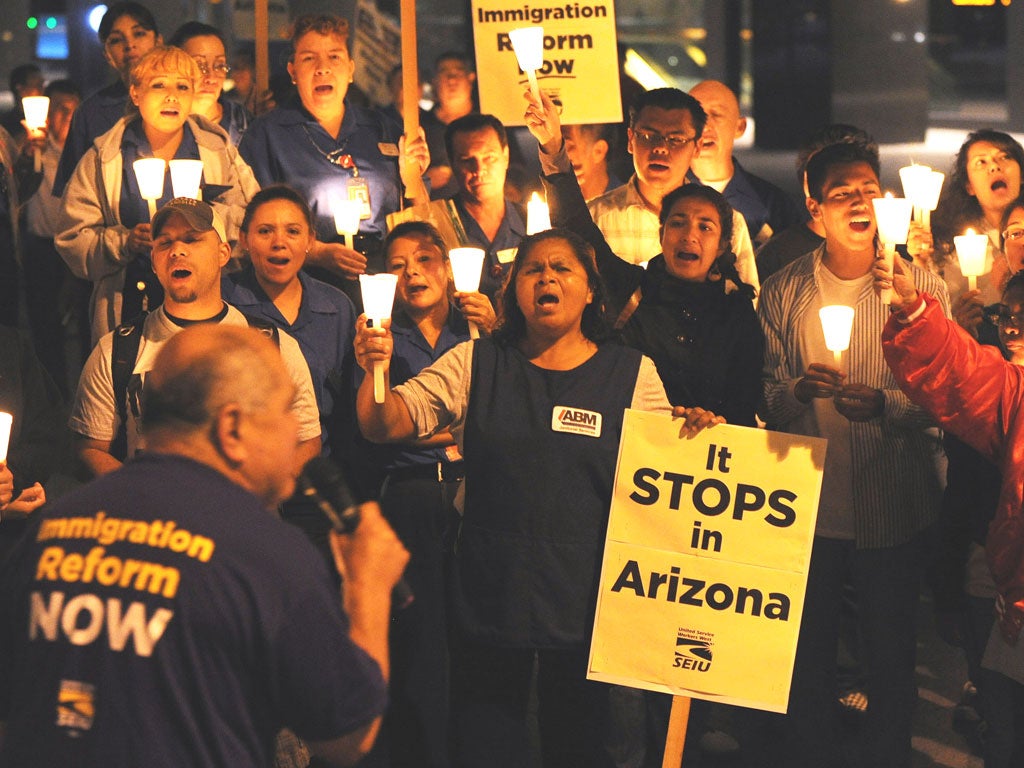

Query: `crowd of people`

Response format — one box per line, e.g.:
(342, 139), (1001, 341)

(0, 3), (1022, 768)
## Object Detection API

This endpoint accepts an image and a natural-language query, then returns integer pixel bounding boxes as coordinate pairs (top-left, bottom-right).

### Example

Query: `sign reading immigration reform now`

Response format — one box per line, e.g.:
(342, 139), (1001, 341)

(469, 0), (622, 126)
(588, 411), (826, 713)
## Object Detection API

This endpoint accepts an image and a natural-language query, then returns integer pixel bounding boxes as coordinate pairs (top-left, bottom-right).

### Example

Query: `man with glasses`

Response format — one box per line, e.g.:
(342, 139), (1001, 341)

(585, 87), (758, 291)
(52, 2), (162, 197)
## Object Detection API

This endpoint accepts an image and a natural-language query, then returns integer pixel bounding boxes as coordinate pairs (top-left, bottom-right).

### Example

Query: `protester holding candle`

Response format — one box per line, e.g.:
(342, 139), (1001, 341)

(354, 221), (495, 766)
(356, 227), (719, 767)
(525, 90), (762, 427)
(879, 255), (1024, 768)
(56, 46), (259, 344)
(238, 13), (429, 298)
(932, 130), (1024, 333)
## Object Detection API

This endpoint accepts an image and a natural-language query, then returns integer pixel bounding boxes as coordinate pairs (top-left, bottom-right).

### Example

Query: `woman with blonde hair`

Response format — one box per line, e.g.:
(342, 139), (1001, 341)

(57, 45), (260, 343)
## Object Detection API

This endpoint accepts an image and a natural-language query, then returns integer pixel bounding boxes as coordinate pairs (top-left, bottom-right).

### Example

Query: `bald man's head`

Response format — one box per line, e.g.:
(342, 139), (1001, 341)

(689, 80), (746, 181)
(141, 325), (299, 506)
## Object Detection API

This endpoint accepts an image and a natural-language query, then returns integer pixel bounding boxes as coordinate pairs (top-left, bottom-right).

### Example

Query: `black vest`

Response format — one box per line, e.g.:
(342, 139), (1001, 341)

(454, 338), (642, 647)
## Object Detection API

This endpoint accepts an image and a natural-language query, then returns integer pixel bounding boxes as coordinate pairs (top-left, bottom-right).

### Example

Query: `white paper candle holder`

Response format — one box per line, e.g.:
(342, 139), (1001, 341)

(169, 159), (204, 200)
(509, 26), (545, 103)
(526, 191), (551, 235)
(819, 305), (855, 369)
(871, 194), (913, 305)
(360, 274), (399, 404)
(449, 247), (486, 339)
(333, 199), (362, 250)
(133, 158), (167, 221)
(954, 229), (990, 291)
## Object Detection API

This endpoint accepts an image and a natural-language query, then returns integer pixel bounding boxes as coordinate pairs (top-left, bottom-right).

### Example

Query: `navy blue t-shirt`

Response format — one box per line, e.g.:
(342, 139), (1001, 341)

(0, 453), (385, 767)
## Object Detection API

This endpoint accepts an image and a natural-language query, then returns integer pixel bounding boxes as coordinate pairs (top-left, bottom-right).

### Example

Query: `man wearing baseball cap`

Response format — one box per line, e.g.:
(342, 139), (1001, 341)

(69, 198), (322, 479)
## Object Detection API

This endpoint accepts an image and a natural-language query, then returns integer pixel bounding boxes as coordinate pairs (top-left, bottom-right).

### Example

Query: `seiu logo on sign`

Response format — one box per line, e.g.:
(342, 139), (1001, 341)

(673, 637), (713, 672)
(551, 405), (602, 437)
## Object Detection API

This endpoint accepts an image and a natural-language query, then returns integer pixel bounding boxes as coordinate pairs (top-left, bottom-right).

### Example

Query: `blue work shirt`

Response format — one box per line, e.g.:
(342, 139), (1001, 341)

(239, 96), (404, 247)
(53, 80), (129, 198)
(688, 158), (804, 245)
(380, 305), (471, 470)
(454, 195), (526, 302)
(219, 96), (252, 147)
(222, 266), (358, 456)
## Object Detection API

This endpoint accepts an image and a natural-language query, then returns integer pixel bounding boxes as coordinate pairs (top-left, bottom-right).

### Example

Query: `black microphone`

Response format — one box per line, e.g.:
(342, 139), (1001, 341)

(298, 457), (414, 610)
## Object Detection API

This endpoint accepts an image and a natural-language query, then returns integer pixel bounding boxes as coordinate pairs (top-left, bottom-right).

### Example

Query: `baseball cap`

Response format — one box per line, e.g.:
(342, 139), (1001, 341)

(151, 197), (228, 243)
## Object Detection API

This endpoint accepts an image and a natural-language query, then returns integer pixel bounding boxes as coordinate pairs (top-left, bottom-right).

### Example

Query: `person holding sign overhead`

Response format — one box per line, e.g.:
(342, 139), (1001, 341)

(238, 13), (429, 305)
(355, 227), (722, 767)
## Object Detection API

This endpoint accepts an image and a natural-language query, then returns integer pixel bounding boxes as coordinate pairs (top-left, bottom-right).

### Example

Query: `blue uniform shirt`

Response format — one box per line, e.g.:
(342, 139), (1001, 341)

(384, 306), (470, 470)
(222, 267), (358, 455)
(239, 97), (404, 246)
(53, 80), (130, 198)
(454, 195), (526, 302)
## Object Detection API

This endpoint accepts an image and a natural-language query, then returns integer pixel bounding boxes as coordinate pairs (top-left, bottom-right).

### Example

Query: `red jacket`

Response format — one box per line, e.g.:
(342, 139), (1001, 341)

(882, 294), (1024, 622)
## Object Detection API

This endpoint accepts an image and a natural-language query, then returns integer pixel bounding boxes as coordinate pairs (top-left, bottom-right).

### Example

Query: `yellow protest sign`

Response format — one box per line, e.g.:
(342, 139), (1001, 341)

(588, 411), (826, 713)
(469, 0), (623, 126)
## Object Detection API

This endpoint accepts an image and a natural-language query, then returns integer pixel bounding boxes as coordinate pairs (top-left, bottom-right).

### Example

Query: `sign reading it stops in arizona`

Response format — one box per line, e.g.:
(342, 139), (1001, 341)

(589, 410), (826, 713)
(469, 0), (623, 127)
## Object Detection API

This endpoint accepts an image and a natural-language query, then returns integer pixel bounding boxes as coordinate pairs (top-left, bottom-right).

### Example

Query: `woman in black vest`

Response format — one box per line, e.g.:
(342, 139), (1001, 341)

(355, 228), (721, 767)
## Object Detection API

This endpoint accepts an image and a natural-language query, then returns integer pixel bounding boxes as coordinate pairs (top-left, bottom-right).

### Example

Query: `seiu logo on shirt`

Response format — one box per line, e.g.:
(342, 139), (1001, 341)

(551, 406), (602, 438)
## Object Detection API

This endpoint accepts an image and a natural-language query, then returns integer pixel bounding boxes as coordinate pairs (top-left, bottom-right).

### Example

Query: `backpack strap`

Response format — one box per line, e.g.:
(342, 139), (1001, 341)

(240, 313), (281, 348)
(110, 311), (147, 461)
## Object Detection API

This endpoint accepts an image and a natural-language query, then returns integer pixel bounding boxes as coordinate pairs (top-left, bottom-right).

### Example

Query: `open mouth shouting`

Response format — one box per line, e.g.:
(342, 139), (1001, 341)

(313, 83), (334, 97)
(536, 290), (560, 310)
(849, 215), (872, 233)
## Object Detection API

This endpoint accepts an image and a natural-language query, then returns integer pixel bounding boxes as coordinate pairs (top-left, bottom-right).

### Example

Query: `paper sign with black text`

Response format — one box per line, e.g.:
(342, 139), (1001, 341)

(469, 0), (622, 126)
(588, 411), (826, 713)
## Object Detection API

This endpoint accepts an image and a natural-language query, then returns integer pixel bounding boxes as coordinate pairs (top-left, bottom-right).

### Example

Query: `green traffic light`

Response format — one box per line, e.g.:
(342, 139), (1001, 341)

(46, 16), (57, 29)
(26, 16), (38, 30)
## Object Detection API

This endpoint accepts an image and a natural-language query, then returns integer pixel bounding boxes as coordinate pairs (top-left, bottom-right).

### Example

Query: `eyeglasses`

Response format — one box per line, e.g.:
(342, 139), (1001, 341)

(194, 59), (231, 77)
(1003, 226), (1024, 243)
(632, 128), (696, 152)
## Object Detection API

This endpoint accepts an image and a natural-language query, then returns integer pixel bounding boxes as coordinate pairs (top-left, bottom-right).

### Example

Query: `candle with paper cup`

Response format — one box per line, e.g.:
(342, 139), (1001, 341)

(954, 228), (989, 291)
(360, 273), (399, 404)
(899, 164), (944, 228)
(449, 247), (486, 339)
(21, 95), (49, 173)
(526, 191), (551, 235)
(819, 305), (855, 370)
(169, 159), (204, 200)
(509, 26), (544, 104)
(133, 158), (167, 221)
(871, 193), (913, 304)
(333, 198), (362, 250)
(0, 411), (12, 465)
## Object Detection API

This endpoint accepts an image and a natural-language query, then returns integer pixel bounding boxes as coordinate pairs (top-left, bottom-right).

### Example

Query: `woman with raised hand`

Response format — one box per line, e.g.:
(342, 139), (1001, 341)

(524, 89), (763, 428)
(355, 227), (720, 767)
